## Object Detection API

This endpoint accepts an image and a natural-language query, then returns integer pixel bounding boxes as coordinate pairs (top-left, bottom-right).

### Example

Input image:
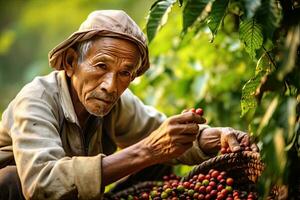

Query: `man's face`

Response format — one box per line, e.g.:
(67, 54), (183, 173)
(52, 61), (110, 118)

(69, 37), (141, 116)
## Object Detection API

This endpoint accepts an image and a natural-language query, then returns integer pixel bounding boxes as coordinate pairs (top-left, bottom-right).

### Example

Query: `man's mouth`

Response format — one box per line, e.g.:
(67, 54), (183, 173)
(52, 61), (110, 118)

(94, 97), (113, 104)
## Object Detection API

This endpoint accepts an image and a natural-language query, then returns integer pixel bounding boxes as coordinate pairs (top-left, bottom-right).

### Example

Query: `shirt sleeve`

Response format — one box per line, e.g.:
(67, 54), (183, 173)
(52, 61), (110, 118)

(10, 91), (104, 200)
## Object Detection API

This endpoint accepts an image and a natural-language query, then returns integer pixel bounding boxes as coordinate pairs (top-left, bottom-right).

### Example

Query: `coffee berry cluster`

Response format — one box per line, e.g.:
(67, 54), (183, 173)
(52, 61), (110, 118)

(220, 143), (252, 154)
(189, 108), (204, 116)
(112, 170), (257, 200)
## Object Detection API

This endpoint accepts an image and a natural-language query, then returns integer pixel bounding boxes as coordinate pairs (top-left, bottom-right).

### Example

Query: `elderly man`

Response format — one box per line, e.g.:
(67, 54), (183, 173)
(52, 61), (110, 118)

(0, 10), (257, 200)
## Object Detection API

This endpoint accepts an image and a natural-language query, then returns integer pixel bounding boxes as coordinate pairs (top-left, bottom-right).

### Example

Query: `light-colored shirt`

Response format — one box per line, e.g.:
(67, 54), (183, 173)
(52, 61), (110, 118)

(0, 70), (209, 200)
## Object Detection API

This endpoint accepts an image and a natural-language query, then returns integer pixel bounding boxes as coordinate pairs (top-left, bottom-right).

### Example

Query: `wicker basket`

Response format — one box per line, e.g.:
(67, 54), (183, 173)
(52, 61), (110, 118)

(182, 151), (264, 191)
(103, 181), (160, 200)
(104, 151), (265, 199)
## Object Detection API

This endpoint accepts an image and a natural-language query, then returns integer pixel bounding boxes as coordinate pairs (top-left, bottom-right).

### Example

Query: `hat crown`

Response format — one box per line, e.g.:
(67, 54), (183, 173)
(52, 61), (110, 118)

(79, 10), (146, 45)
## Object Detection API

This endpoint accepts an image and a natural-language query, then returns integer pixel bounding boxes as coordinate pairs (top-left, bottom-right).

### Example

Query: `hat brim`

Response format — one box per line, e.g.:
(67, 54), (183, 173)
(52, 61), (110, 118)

(48, 29), (149, 77)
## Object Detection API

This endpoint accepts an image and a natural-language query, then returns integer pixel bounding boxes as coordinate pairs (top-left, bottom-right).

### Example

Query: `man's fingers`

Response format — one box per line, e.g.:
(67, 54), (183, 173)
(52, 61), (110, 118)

(173, 124), (199, 135)
(181, 109), (188, 114)
(240, 134), (250, 146)
(235, 130), (248, 141)
(238, 132), (259, 152)
(250, 143), (259, 152)
(171, 112), (206, 124)
(224, 133), (241, 152)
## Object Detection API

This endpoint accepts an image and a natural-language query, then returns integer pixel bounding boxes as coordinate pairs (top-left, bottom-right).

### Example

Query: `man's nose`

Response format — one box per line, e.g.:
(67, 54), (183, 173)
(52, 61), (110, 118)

(101, 72), (117, 94)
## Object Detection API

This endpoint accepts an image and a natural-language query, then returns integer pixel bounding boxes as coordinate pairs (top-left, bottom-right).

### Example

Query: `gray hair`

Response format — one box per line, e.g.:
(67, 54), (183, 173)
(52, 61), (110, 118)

(76, 39), (94, 63)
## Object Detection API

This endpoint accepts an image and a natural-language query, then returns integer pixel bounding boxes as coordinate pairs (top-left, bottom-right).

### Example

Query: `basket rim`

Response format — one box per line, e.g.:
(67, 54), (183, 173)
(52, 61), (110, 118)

(182, 151), (264, 181)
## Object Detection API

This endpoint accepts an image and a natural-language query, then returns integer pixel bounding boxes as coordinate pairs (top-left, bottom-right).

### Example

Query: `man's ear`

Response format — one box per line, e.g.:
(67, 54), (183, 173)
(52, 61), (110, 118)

(64, 48), (78, 78)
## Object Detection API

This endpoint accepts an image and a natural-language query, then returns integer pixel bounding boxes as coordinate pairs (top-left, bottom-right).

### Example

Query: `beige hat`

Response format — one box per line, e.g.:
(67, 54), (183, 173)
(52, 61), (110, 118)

(48, 10), (149, 76)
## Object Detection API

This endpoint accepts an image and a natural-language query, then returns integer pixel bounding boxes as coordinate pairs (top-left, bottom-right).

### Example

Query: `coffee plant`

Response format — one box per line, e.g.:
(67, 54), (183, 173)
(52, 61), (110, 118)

(141, 0), (300, 198)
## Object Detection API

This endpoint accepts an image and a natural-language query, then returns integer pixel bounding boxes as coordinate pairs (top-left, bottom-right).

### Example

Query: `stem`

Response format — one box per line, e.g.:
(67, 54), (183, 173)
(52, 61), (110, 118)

(262, 46), (290, 93)
(262, 45), (277, 69)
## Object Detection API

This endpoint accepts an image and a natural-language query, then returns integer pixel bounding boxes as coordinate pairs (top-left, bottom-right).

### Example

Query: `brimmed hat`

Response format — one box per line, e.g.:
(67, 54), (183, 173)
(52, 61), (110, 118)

(48, 10), (149, 77)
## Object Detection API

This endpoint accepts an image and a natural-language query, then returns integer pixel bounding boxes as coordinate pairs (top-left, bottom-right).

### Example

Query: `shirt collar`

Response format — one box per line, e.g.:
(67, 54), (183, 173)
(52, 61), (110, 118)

(57, 70), (80, 126)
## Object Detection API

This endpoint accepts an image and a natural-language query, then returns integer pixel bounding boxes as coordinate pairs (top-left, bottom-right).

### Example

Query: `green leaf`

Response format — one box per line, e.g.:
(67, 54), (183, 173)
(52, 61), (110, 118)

(241, 72), (260, 117)
(254, 52), (275, 75)
(239, 18), (263, 58)
(255, 0), (281, 40)
(206, 0), (230, 41)
(146, 0), (177, 43)
(182, 0), (211, 33)
(241, 53), (274, 116)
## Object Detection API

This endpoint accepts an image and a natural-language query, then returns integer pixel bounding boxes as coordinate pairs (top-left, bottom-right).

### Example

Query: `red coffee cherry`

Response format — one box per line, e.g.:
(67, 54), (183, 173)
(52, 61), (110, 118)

(211, 170), (220, 178)
(226, 147), (232, 153)
(199, 186), (206, 193)
(183, 181), (190, 189)
(196, 108), (204, 116)
(198, 174), (205, 182)
(217, 184), (224, 191)
(220, 147), (227, 154)
(205, 194), (211, 200)
(226, 178), (234, 186)
(198, 194), (205, 199)
(141, 192), (149, 199)
(190, 108), (196, 113)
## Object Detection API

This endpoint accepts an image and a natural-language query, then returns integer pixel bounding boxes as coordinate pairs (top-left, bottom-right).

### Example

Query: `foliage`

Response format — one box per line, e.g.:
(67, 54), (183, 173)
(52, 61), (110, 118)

(239, 18), (263, 58)
(241, 53), (275, 116)
(182, 0), (211, 33)
(206, 0), (229, 40)
(146, 0), (177, 43)
(144, 0), (300, 197)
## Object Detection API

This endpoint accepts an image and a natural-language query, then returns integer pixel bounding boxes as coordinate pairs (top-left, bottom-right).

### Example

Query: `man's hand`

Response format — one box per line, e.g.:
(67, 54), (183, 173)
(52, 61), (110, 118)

(142, 112), (206, 164)
(198, 127), (259, 156)
(102, 111), (206, 186)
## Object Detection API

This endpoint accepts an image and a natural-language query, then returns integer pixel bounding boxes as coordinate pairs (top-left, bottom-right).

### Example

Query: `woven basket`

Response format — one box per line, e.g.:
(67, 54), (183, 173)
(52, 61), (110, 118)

(103, 181), (160, 200)
(182, 151), (264, 191)
(104, 151), (265, 199)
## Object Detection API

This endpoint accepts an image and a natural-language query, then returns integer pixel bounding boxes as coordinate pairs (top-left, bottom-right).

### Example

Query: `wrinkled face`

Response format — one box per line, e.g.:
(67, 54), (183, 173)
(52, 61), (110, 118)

(69, 37), (141, 116)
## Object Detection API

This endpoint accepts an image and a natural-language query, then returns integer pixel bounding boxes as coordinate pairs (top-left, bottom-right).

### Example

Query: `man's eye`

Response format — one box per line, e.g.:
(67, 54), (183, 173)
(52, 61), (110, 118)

(96, 63), (107, 69)
(120, 71), (131, 77)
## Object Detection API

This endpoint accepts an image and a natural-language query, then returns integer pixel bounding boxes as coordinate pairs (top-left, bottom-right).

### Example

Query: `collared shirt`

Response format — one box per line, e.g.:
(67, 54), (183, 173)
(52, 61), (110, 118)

(0, 71), (209, 200)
